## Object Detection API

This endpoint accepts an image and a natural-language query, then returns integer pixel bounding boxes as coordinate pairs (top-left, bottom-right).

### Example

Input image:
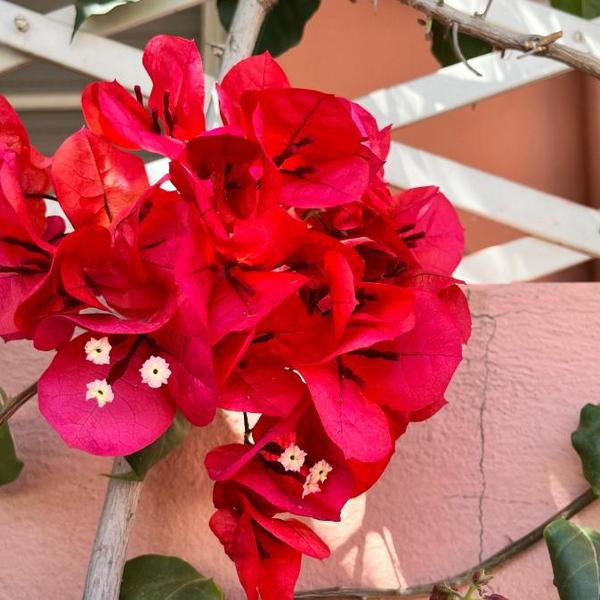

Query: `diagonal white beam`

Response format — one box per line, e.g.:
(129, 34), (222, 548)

(0, 0), (215, 97)
(455, 237), (589, 283)
(0, 0), (152, 91)
(386, 141), (600, 258)
(0, 0), (205, 77)
(356, 53), (566, 130)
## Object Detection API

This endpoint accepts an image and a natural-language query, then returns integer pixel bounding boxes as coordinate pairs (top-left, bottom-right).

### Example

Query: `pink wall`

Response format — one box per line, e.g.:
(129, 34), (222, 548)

(2, 285), (600, 599)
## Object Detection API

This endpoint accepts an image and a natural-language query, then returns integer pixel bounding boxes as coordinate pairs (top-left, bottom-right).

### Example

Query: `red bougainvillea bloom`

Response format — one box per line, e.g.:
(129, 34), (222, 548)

(0, 35), (471, 599)
(82, 35), (204, 157)
(210, 486), (330, 600)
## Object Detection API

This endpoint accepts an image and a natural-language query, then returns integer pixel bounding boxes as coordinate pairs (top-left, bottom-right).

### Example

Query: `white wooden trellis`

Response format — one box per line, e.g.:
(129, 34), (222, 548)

(0, 0), (597, 286)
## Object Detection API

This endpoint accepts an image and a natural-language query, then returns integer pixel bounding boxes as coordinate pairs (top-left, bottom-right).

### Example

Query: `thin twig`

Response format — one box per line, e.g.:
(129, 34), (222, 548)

(295, 488), (597, 598)
(0, 382), (38, 426)
(451, 21), (483, 77)
(475, 0), (494, 19)
(401, 0), (600, 80)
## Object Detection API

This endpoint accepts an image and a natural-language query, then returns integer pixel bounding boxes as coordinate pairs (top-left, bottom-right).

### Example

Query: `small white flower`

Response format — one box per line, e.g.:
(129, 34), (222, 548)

(302, 476), (321, 498)
(85, 379), (114, 408)
(309, 459), (333, 484)
(140, 355), (172, 388)
(84, 336), (112, 365)
(277, 443), (307, 472)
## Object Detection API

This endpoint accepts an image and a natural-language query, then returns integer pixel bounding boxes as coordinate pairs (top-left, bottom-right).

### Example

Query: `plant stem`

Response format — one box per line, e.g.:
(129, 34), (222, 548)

(217, 0), (277, 80)
(295, 488), (597, 598)
(399, 0), (600, 80)
(0, 382), (38, 426)
(81, 457), (143, 600)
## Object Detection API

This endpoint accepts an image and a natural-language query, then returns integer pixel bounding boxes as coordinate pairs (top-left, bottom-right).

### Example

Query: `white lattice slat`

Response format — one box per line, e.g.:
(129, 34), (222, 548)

(356, 53), (565, 130)
(0, 1), (151, 92)
(455, 237), (588, 283)
(0, 0), (204, 77)
(386, 141), (600, 258)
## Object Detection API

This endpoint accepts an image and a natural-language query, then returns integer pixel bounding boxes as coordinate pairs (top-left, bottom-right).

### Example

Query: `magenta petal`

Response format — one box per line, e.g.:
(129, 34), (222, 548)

(143, 35), (205, 139)
(302, 363), (392, 463)
(248, 508), (330, 559)
(390, 186), (464, 275)
(218, 52), (289, 125)
(209, 270), (307, 342)
(38, 334), (175, 456)
(166, 356), (216, 426)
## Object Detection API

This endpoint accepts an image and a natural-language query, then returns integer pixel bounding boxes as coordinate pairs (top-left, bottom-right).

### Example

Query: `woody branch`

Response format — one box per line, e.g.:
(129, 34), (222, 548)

(399, 0), (600, 80)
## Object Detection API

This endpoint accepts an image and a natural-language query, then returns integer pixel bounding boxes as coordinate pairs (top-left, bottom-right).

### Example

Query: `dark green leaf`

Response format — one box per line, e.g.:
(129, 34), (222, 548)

(572, 404), (600, 496)
(544, 519), (600, 600)
(217, 0), (320, 57)
(120, 555), (224, 600)
(73, 0), (141, 36)
(0, 422), (24, 487)
(551, 0), (600, 18)
(430, 20), (492, 68)
(115, 412), (191, 481)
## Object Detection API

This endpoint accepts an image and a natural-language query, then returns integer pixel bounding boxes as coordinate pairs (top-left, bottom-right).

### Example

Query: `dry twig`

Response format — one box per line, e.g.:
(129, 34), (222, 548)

(401, 0), (600, 79)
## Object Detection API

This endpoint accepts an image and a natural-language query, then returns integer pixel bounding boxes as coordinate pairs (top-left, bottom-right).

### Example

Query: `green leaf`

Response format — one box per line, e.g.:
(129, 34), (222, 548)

(217, 0), (320, 57)
(550, 0), (600, 19)
(572, 404), (600, 496)
(0, 422), (24, 487)
(73, 0), (141, 36)
(120, 555), (224, 600)
(115, 412), (191, 481)
(544, 519), (600, 600)
(430, 20), (492, 68)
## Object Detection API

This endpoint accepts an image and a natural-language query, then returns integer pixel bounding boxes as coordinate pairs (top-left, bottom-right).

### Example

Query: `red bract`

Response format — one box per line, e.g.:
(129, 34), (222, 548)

(0, 36), (471, 599)
(82, 35), (204, 157)
(52, 129), (149, 229)
(0, 96), (51, 195)
(210, 490), (329, 600)
(219, 55), (372, 208)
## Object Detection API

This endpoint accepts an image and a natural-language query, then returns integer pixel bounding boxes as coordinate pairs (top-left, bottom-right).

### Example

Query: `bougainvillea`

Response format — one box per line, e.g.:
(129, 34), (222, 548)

(0, 34), (470, 598)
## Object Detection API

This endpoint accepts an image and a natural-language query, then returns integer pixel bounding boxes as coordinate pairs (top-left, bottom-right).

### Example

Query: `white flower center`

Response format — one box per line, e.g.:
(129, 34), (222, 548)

(84, 336), (112, 365)
(85, 379), (114, 408)
(140, 355), (171, 388)
(278, 443), (307, 472)
(302, 476), (321, 498)
(309, 459), (333, 484)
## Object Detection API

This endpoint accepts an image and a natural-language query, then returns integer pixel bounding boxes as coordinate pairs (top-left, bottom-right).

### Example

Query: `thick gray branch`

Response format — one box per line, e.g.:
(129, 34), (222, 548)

(217, 0), (276, 79)
(82, 458), (143, 600)
(401, 0), (600, 80)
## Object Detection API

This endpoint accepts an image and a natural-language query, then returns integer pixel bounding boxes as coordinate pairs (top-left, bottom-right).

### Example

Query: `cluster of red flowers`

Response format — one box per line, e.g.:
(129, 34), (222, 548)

(0, 35), (470, 598)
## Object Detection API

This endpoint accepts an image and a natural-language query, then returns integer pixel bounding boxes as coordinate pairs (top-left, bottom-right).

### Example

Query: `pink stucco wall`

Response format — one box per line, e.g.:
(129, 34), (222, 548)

(2, 284), (600, 599)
